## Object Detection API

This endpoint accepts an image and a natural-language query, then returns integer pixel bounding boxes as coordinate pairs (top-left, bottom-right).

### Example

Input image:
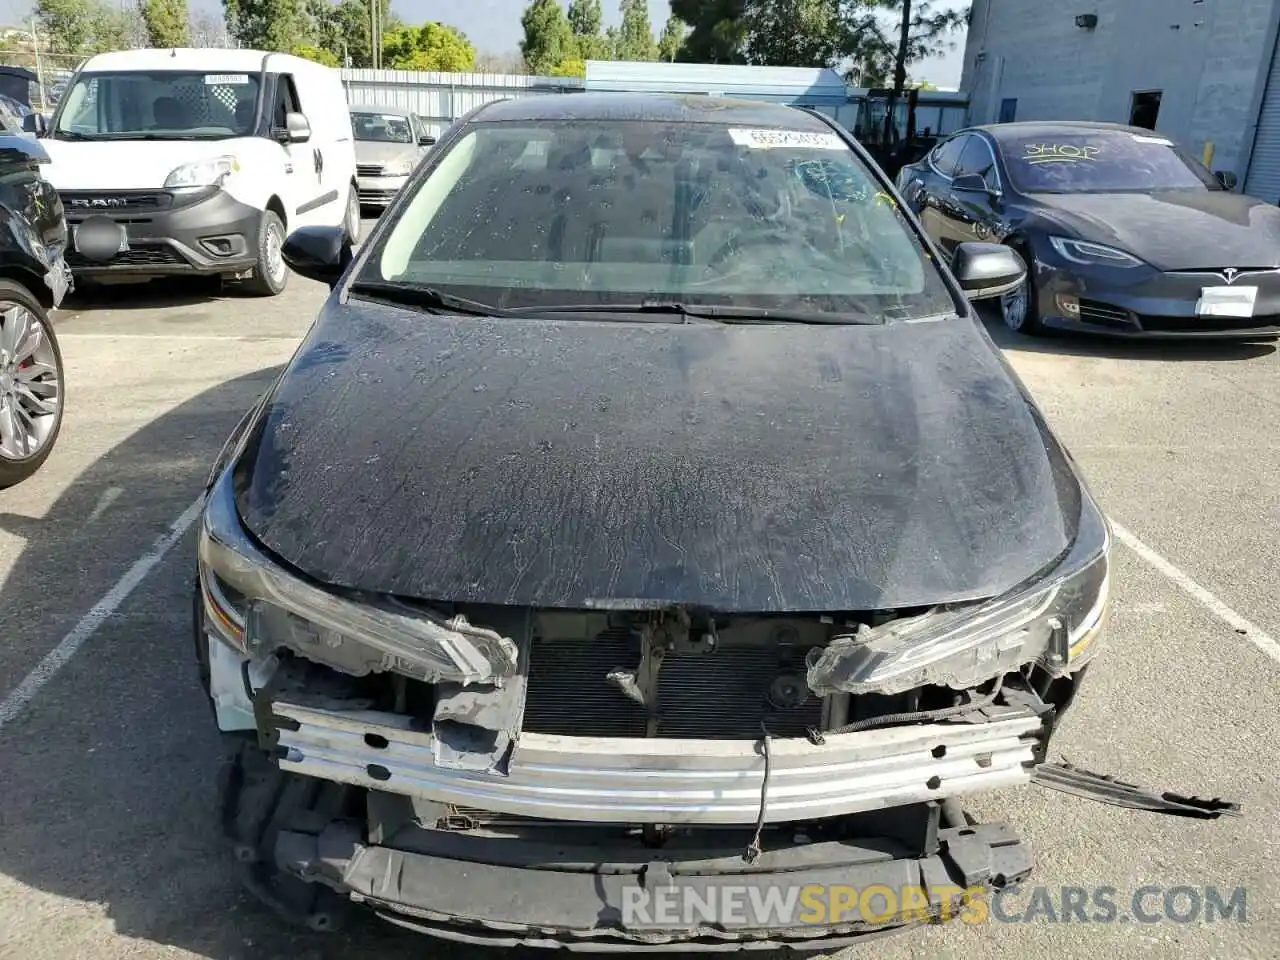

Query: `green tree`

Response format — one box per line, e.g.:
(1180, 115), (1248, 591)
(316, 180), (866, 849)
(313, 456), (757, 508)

(141, 0), (190, 47)
(292, 42), (340, 64)
(743, 0), (841, 66)
(223, 0), (307, 50)
(549, 56), (585, 76)
(566, 0), (600, 37)
(873, 0), (967, 95)
(616, 0), (655, 60)
(520, 0), (575, 74)
(657, 14), (685, 61)
(668, 0), (746, 63)
(382, 22), (476, 71)
(35, 0), (130, 53)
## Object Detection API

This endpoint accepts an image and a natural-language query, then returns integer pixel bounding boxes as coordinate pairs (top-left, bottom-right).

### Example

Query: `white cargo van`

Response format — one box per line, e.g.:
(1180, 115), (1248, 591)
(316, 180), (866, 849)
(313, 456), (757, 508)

(36, 48), (358, 295)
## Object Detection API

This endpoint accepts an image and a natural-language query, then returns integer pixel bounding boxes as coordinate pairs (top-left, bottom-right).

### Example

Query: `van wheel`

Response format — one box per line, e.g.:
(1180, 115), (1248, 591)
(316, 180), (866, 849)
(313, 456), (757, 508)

(0, 280), (63, 490)
(343, 184), (361, 244)
(243, 211), (288, 297)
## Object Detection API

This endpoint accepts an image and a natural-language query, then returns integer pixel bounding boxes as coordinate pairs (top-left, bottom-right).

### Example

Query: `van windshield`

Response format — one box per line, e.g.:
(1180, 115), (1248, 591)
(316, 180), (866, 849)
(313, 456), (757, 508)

(53, 71), (261, 140)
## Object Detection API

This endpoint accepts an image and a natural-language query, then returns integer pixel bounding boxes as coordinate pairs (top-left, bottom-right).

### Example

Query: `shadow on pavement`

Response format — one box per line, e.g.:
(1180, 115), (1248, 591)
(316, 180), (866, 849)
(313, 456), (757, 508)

(0, 371), (754, 960)
(63, 276), (271, 316)
(978, 308), (1278, 362)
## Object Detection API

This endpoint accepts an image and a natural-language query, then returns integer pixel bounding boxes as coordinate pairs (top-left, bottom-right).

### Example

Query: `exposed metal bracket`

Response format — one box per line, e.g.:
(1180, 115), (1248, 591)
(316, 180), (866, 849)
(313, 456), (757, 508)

(1032, 762), (1242, 819)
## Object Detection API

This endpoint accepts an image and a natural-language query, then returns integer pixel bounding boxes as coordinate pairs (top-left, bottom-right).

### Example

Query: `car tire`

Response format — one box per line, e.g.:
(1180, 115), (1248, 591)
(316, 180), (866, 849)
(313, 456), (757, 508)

(0, 280), (64, 490)
(343, 183), (361, 245)
(243, 210), (289, 297)
(1000, 242), (1044, 336)
(219, 735), (355, 932)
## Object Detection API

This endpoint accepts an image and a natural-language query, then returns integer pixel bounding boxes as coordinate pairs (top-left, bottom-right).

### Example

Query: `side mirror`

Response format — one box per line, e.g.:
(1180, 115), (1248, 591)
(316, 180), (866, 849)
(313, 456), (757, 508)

(279, 111), (311, 143)
(952, 171), (995, 194)
(22, 113), (46, 136)
(951, 242), (1026, 300)
(1214, 170), (1238, 191)
(418, 134), (435, 147)
(281, 225), (352, 290)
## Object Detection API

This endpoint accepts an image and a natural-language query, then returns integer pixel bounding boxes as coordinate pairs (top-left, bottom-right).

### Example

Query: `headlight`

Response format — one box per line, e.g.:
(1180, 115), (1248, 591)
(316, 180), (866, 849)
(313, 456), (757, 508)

(197, 465), (519, 685)
(164, 156), (240, 189)
(385, 157), (415, 176)
(1048, 236), (1144, 268)
(806, 498), (1111, 696)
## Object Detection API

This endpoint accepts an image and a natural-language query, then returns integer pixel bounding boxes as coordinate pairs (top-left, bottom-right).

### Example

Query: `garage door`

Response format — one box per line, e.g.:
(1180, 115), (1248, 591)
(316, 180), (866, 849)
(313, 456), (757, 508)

(1246, 33), (1280, 203)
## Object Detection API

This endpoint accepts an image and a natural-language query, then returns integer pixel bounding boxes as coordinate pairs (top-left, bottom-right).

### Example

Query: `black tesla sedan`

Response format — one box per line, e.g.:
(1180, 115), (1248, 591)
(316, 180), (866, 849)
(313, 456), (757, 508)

(194, 93), (1111, 949)
(897, 120), (1280, 338)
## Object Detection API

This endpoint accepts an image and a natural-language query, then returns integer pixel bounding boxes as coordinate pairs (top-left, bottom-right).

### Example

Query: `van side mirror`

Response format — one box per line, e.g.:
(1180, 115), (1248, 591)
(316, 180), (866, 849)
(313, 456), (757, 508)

(1214, 170), (1238, 191)
(278, 111), (311, 144)
(22, 113), (46, 137)
(952, 242), (1026, 300)
(281, 225), (352, 289)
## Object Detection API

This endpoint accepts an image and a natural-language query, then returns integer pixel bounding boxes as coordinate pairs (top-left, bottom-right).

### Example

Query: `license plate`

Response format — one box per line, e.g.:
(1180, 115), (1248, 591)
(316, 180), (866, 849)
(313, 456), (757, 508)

(72, 221), (129, 255)
(1196, 285), (1257, 318)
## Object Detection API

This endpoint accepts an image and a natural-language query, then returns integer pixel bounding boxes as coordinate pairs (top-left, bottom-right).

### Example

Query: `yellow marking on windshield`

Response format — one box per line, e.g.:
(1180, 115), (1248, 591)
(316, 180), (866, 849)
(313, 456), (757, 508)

(1022, 143), (1101, 165)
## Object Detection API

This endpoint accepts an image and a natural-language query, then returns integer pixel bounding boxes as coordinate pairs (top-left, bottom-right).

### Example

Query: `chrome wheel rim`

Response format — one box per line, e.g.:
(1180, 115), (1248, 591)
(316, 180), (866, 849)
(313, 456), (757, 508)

(1001, 278), (1028, 331)
(0, 302), (60, 461)
(265, 222), (286, 286)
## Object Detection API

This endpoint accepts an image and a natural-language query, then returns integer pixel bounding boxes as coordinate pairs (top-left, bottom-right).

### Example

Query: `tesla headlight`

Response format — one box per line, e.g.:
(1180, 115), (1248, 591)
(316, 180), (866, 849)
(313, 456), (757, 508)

(197, 465), (519, 686)
(1049, 236), (1144, 268)
(806, 499), (1111, 696)
(164, 156), (241, 189)
(385, 157), (416, 176)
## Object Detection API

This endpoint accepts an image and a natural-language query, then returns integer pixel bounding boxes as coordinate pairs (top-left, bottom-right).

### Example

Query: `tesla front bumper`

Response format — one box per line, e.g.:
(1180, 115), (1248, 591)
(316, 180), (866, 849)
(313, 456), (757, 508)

(1034, 259), (1280, 338)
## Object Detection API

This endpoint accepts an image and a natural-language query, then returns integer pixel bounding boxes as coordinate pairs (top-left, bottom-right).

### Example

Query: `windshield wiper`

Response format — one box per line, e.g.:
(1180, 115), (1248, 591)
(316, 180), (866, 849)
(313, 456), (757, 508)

(513, 300), (880, 325)
(52, 130), (101, 141)
(348, 280), (509, 317)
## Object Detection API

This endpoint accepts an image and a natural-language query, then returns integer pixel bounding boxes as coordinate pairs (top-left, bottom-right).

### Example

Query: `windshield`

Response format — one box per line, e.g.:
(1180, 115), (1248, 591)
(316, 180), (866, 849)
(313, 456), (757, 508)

(360, 119), (954, 320)
(1003, 130), (1219, 193)
(353, 111), (413, 143)
(54, 71), (261, 140)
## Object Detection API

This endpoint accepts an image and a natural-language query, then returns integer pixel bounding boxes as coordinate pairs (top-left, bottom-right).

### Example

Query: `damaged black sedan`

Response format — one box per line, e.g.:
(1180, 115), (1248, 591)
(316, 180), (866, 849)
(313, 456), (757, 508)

(193, 93), (1111, 950)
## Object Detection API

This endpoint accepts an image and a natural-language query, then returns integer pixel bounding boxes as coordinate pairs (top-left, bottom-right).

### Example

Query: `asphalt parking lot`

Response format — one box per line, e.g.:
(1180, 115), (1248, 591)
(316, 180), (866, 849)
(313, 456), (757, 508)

(0, 234), (1277, 959)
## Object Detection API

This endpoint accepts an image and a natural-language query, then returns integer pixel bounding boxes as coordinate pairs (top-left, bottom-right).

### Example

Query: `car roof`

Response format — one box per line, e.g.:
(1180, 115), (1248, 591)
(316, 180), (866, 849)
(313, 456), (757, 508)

(79, 48), (332, 76)
(474, 92), (831, 129)
(351, 104), (413, 116)
(971, 120), (1161, 143)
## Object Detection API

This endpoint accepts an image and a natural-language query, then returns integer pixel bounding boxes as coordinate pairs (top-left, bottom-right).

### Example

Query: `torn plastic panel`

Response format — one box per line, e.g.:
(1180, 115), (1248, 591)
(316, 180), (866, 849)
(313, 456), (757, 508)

(807, 493), (1111, 697)
(198, 464), (519, 687)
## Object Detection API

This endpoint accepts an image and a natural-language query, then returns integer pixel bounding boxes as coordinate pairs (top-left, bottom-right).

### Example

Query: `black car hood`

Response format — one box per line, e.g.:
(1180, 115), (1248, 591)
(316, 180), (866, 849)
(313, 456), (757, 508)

(235, 301), (1081, 613)
(1027, 190), (1280, 271)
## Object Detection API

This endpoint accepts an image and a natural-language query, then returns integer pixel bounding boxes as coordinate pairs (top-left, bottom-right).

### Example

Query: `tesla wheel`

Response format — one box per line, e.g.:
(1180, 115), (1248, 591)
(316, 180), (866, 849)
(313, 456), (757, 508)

(244, 210), (289, 297)
(343, 183), (361, 245)
(1000, 244), (1044, 335)
(0, 281), (63, 490)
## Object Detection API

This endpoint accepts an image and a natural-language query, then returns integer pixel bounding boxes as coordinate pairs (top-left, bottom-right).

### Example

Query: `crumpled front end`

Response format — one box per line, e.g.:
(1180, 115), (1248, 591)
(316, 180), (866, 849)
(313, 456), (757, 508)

(197, 462), (1109, 948)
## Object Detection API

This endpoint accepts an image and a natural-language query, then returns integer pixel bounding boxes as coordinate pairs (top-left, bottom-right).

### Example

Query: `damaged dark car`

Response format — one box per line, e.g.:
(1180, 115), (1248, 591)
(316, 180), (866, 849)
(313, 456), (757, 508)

(194, 93), (1112, 950)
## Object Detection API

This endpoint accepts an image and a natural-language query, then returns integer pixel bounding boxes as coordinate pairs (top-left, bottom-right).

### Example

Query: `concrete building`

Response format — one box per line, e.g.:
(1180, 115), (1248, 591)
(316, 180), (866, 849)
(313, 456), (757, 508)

(960, 0), (1280, 202)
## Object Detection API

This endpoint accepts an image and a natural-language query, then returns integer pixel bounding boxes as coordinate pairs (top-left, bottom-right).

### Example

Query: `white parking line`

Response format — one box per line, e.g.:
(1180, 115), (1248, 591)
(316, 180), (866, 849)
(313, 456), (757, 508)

(59, 334), (300, 341)
(1113, 521), (1280, 666)
(0, 496), (204, 731)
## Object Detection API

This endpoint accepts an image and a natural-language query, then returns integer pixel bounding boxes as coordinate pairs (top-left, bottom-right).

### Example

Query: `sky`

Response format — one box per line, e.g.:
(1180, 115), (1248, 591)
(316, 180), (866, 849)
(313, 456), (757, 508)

(0, 0), (967, 86)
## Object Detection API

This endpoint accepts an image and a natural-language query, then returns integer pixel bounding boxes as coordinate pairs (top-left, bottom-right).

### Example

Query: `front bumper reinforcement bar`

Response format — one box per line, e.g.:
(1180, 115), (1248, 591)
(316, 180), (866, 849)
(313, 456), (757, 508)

(268, 700), (1045, 825)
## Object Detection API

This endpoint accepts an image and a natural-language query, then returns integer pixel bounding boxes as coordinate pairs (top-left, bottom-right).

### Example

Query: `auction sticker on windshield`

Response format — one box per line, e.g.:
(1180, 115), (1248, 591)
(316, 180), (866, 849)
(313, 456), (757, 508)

(205, 74), (250, 85)
(729, 129), (844, 150)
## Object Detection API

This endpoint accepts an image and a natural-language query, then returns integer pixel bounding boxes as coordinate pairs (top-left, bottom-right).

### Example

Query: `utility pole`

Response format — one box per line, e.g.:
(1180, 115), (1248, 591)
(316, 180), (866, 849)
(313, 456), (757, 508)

(28, 17), (45, 112)
(370, 0), (381, 69)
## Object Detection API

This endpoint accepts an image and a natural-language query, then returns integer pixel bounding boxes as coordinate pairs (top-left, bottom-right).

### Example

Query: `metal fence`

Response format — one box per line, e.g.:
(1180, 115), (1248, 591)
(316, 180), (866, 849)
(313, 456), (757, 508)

(338, 69), (583, 137)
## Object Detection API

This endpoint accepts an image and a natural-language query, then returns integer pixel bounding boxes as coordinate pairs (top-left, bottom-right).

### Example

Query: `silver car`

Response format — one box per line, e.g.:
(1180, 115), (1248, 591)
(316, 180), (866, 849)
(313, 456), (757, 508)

(351, 104), (434, 210)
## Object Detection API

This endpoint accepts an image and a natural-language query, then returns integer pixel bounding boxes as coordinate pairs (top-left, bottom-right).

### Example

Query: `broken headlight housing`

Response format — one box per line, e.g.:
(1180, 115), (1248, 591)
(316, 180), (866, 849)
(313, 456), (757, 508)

(197, 464), (519, 686)
(806, 495), (1111, 696)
